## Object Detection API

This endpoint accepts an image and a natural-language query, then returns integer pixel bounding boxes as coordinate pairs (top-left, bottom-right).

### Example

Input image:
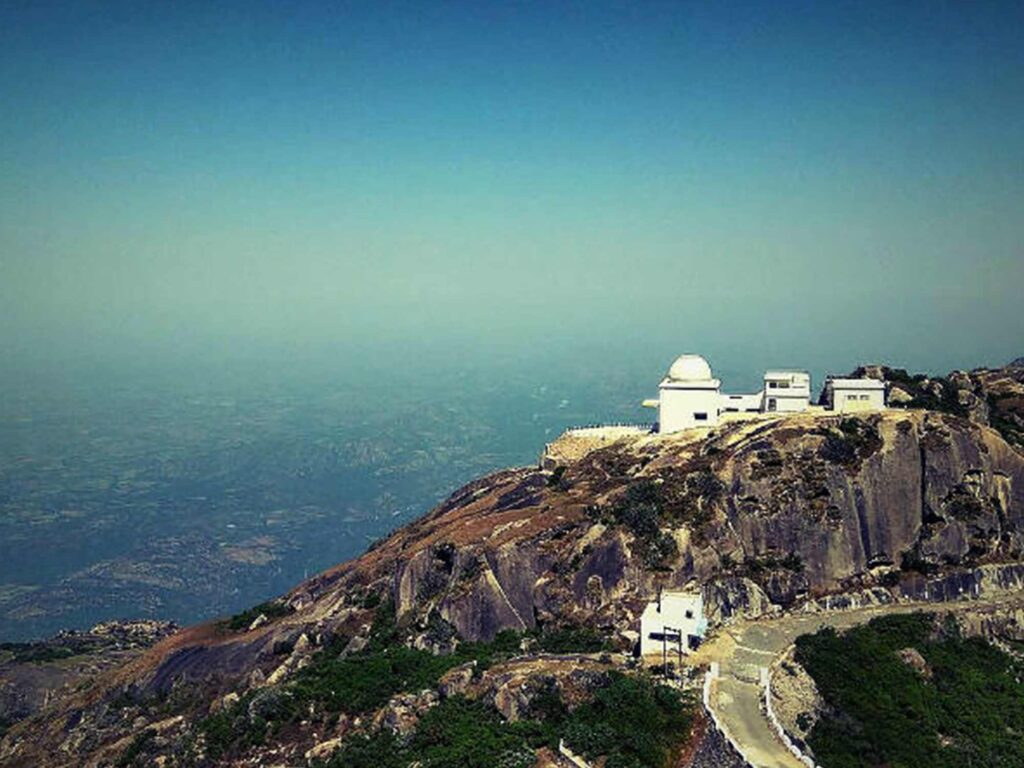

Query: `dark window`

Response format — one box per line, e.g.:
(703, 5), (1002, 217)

(648, 631), (682, 643)
(685, 610), (693, 619)
(694, 412), (708, 421)
(767, 398), (777, 412)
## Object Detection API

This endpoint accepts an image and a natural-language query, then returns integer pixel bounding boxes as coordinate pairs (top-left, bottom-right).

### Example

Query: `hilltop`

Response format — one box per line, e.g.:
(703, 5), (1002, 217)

(1, 360), (1023, 767)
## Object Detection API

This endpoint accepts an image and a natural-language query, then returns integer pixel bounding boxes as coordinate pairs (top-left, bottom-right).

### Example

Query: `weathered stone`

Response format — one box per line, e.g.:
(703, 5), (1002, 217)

(437, 662), (476, 699)
(305, 736), (344, 762)
(372, 690), (439, 737)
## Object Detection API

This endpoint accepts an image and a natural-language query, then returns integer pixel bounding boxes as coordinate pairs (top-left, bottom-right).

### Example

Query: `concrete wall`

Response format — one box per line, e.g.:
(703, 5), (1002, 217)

(721, 393), (762, 413)
(640, 592), (706, 656)
(832, 388), (885, 413)
(659, 386), (721, 432)
(763, 372), (811, 413)
(765, 392), (811, 413)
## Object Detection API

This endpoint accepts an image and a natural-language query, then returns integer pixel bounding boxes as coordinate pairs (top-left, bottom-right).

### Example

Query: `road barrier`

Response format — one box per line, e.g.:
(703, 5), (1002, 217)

(761, 665), (820, 768)
(702, 662), (757, 768)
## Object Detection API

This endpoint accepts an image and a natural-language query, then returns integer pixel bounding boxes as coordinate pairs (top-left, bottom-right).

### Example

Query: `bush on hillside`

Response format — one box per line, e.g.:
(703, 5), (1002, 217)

(795, 613), (1024, 768)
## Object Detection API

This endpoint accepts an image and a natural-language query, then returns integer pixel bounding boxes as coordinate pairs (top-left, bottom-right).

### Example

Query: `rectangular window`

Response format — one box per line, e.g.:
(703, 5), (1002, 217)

(768, 382), (777, 389)
(648, 631), (682, 642)
(860, 394), (870, 400)
(776, 382), (790, 389)
(685, 610), (693, 619)
(694, 412), (708, 421)
(847, 394), (858, 400)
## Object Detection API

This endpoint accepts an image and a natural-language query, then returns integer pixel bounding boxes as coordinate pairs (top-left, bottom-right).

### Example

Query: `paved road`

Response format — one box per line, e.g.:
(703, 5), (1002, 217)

(701, 594), (1024, 768)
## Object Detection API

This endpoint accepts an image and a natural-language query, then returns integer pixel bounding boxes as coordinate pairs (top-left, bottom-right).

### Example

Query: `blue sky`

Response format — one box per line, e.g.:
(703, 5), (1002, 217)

(2, 0), (1022, 374)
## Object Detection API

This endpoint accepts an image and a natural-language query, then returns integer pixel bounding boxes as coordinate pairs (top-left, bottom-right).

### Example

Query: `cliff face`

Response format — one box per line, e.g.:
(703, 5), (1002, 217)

(295, 408), (1023, 648)
(3, 363), (1024, 766)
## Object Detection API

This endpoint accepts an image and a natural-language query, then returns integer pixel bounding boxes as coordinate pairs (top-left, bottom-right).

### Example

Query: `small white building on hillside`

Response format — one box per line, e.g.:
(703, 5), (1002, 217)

(821, 377), (886, 413)
(653, 355), (722, 433)
(763, 371), (811, 413)
(639, 590), (707, 657)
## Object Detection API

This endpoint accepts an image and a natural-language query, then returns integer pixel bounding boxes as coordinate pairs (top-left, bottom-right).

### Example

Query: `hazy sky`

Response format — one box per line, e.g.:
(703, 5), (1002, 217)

(2, 0), (1022, 375)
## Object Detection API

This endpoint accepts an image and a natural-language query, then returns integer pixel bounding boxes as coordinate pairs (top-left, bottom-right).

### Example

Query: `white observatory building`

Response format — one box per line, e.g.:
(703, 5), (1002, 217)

(651, 354), (722, 432)
(640, 352), (886, 435)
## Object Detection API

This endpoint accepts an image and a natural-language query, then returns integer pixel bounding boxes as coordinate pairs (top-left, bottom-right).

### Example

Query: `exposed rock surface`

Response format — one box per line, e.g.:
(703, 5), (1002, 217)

(769, 647), (824, 748)
(0, 620), (176, 730)
(688, 709), (748, 768)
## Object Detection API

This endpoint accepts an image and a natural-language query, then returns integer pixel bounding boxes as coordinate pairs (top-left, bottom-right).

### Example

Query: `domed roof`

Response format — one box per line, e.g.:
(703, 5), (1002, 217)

(667, 354), (713, 382)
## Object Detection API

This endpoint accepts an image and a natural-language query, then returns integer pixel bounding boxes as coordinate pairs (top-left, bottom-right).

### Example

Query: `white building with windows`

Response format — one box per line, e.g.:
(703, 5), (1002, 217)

(639, 590), (707, 657)
(821, 377), (886, 413)
(762, 370), (811, 413)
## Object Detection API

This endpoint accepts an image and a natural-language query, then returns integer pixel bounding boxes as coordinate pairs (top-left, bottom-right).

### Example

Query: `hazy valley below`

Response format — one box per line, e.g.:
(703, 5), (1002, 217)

(0, 347), (676, 641)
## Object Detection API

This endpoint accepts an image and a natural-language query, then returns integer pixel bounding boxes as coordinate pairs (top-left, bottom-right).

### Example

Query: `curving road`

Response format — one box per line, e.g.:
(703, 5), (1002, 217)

(699, 593), (1024, 768)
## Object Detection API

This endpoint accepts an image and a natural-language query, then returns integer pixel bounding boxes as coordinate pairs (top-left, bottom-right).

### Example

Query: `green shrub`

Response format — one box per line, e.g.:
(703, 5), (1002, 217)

(198, 692), (278, 759)
(325, 679), (694, 768)
(224, 600), (294, 632)
(115, 728), (157, 767)
(535, 626), (609, 654)
(593, 472), (722, 566)
(292, 644), (455, 714)
(292, 607), (526, 718)
(818, 418), (883, 467)
(325, 697), (536, 768)
(321, 730), (406, 768)
(562, 672), (693, 768)
(0, 642), (75, 664)
(546, 466), (571, 491)
(795, 613), (1024, 768)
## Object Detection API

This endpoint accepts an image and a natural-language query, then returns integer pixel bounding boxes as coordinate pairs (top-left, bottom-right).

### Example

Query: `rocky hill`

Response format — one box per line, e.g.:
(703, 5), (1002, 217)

(2, 361), (1023, 767)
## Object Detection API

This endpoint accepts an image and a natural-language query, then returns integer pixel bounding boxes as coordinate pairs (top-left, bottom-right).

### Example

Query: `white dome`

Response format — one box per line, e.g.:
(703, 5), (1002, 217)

(667, 354), (713, 382)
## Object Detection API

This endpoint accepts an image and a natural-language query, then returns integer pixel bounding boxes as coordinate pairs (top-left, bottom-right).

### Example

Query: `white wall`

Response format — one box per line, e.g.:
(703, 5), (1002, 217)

(832, 387), (885, 413)
(720, 392), (762, 413)
(763, 372), (811, 413)
(639, 592), (706, 657)
(764, 392), (810, 413)
(658, 385), (721, 432)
